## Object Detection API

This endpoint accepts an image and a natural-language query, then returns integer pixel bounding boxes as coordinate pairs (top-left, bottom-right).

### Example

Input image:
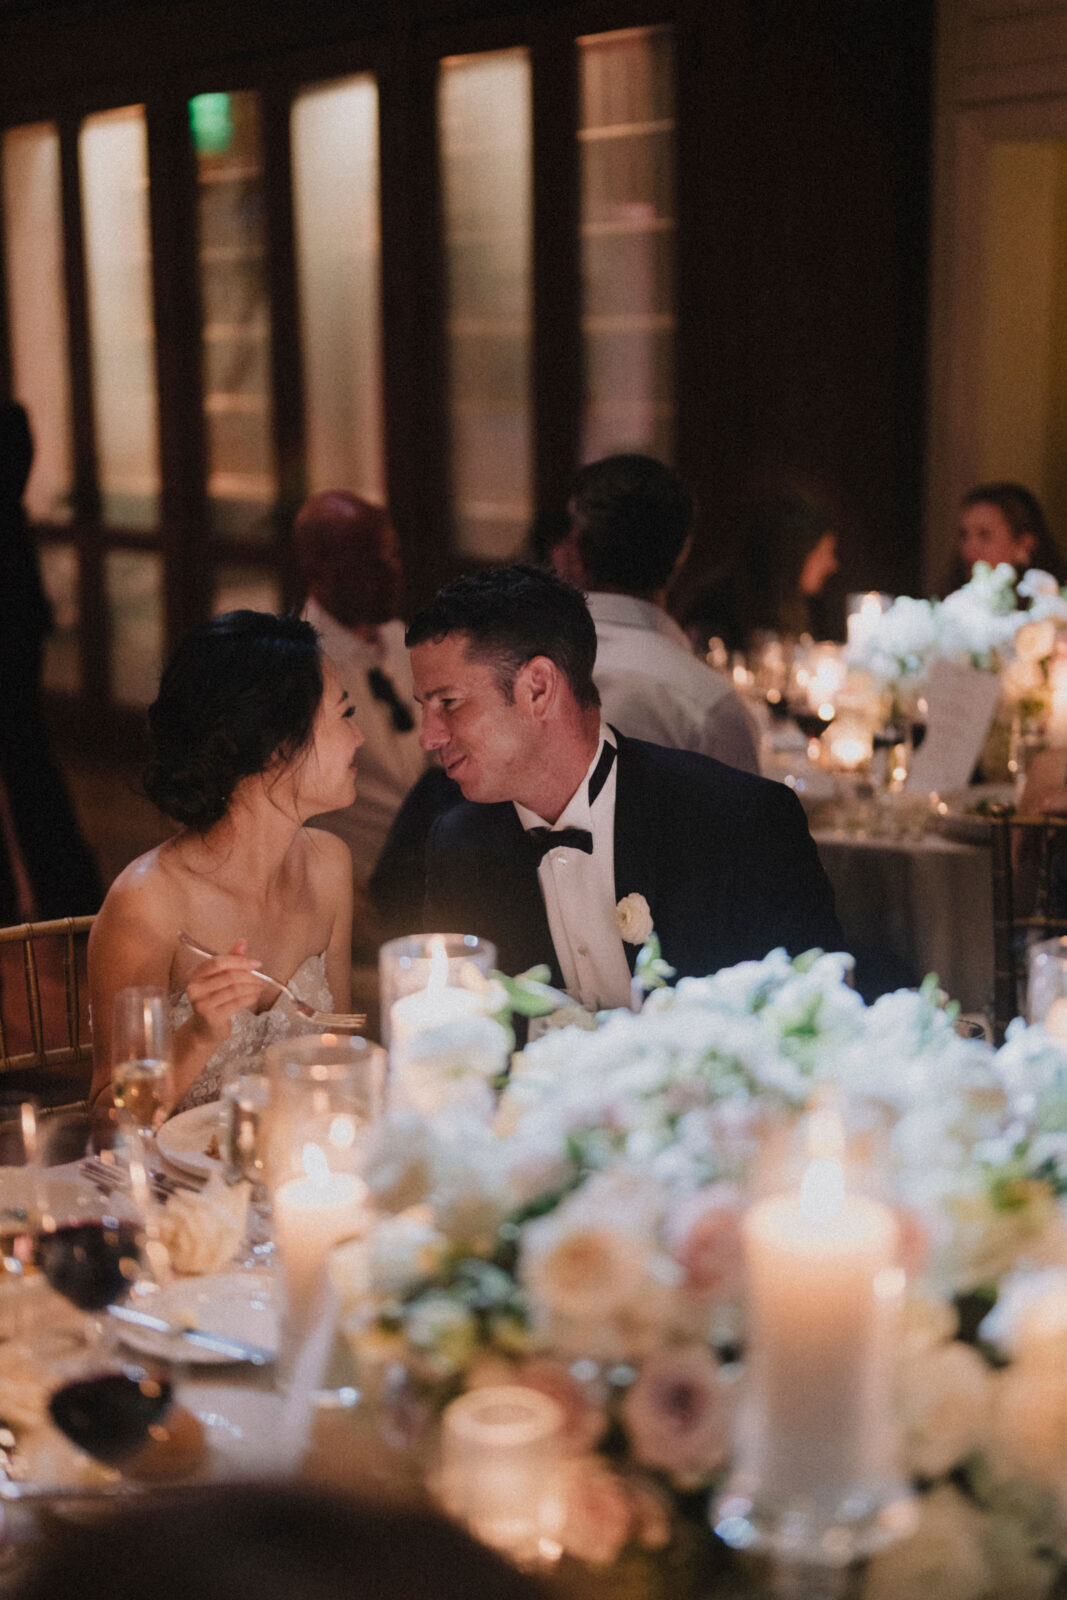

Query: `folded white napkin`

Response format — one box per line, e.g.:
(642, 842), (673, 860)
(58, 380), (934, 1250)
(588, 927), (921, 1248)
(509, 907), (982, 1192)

(157, 1175), (249, 1276)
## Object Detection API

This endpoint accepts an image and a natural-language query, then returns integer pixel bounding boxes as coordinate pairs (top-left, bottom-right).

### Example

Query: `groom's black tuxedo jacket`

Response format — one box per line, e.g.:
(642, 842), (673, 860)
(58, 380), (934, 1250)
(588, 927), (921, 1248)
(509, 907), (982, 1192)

(421, 732), (843, 984)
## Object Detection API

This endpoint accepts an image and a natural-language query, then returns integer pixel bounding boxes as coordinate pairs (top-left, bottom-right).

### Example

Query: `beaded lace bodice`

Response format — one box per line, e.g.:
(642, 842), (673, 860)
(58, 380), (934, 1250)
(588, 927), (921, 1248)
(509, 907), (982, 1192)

(170, 951), (333, 1112)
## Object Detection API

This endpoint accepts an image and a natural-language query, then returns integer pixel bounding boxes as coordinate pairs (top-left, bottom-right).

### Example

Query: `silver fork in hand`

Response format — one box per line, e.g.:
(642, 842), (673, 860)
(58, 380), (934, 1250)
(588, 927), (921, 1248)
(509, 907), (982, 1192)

(176, 931), (366, 1031)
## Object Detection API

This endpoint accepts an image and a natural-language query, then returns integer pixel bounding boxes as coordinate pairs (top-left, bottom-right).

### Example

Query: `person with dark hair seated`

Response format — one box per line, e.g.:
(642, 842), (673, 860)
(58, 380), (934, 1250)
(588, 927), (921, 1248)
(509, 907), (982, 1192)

(293, 491), (428, 897)
(406, 565), (841, 1001)
(7, 1483), (550, 1600)
(88, 610), (359, 1130)
(548, 454), (758, 773)
(944, 480), (1067, 593)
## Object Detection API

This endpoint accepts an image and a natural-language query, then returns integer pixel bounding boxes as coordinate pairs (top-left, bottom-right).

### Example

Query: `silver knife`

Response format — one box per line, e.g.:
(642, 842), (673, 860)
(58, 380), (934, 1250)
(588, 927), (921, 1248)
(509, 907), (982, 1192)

(108, 1303), (276, 1366)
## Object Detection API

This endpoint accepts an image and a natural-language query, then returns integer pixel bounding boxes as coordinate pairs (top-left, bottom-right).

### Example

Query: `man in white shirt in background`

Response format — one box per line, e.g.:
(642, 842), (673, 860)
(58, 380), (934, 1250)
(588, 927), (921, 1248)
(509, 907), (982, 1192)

(293, 491), (429, 929)
(549, 454), (759, 775)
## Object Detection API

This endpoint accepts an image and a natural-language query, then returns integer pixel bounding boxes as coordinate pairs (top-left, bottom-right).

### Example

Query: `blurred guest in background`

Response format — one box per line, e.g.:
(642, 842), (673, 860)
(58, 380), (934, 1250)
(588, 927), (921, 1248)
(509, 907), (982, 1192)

(945, 481), (1066, 593)
(689, 492), (841, 653)
(549, 453), (759, 773)
(293, 491), (429, 914)
(0, 402), (101, 924)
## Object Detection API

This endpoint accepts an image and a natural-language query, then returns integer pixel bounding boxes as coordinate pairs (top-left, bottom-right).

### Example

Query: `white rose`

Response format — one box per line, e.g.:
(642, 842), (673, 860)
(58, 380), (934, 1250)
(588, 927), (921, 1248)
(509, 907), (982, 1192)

(978, 1267), (1067, 1365)
(363, 1111), (435, 1213)
(366, 1208), (449, 1295)
(861, 1484), (989, 1600)
(900, 1339), (992, 1478)
(520, 1210), (647, 1322)
(615, 893), (654, 945)
(157, 1174), (248, 1275)
(1013, 618), (1056, 664)
(1018, 568), (1061, 601)
(992, 1364), (1067, 1487)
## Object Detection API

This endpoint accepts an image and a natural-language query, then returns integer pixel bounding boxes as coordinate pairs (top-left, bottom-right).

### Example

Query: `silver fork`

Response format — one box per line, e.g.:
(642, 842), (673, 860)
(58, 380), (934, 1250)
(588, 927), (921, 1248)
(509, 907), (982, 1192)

(176, 931), (366, 1030)
(80, 1155), (200, 1202)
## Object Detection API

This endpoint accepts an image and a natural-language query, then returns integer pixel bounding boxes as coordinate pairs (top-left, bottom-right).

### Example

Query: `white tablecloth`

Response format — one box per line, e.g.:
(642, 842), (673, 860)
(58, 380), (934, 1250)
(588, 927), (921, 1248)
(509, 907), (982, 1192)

(813, 829), (993, 1012)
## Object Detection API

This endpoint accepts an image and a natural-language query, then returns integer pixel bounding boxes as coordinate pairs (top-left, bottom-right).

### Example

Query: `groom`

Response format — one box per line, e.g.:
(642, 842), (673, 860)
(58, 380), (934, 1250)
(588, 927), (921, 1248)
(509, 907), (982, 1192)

(406, 566), (842, 1008)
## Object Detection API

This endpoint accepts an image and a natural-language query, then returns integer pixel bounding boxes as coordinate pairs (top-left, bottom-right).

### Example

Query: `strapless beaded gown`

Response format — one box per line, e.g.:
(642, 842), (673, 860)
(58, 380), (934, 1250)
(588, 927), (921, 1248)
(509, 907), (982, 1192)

(170, 951), (334, 1113)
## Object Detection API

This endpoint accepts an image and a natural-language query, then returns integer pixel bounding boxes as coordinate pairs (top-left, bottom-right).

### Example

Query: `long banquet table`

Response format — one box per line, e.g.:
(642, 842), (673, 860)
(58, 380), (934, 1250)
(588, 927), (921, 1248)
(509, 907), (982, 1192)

(812, 826), (993, 1014)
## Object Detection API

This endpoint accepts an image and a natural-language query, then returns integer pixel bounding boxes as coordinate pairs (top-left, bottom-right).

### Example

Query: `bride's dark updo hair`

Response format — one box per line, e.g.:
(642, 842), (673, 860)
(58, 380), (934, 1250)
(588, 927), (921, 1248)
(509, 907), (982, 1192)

(143, 611), (323, 832)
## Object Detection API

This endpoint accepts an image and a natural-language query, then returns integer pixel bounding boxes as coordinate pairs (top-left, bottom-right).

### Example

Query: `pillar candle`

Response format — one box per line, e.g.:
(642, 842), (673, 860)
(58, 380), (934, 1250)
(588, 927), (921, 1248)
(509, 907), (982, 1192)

(740, 1156), (900, 1517)
(273, 1143), (368, 1315)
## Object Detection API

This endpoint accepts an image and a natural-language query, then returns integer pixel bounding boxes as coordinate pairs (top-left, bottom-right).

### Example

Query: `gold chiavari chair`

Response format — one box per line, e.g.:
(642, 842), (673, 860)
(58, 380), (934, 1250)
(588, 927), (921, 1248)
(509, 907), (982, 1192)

(988, 806), (1067, 1044)
(0, 916), (95, 1111)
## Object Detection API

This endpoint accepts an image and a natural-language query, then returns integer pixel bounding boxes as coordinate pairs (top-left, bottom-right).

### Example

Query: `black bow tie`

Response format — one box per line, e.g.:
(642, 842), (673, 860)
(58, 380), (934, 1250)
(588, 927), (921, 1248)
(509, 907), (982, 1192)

(367, 667), (415, 733)
(525, 825), (594, 862)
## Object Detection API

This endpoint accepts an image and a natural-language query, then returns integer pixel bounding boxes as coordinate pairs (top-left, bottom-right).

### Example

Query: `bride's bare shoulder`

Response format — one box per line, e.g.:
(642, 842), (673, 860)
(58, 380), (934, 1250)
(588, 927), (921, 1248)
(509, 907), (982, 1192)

(301, 827), (352, 879)
(95, 839), (191, 934)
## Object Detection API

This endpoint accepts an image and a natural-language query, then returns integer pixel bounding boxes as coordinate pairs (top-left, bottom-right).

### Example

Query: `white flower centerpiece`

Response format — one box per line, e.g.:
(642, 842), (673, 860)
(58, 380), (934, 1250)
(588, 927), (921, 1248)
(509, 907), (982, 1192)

(332, 942), (1067, 1598)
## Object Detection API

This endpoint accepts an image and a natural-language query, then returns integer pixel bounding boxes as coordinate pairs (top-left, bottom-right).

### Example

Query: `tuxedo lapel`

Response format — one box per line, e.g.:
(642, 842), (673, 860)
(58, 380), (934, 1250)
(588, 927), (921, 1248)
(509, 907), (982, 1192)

(468, 805), (563, 985)
(611, 733), (658, 976)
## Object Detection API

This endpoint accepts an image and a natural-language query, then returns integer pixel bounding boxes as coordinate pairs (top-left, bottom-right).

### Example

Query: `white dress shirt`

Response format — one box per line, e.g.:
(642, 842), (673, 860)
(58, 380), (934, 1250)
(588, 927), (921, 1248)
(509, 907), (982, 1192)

(514, 727), (633, 1012)
(304, 599), (429, 883)
(588, 592), (759, 774)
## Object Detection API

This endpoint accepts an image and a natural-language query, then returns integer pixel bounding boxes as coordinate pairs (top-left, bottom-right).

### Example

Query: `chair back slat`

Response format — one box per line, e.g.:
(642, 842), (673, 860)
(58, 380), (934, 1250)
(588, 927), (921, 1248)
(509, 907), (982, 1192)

(0, 917), (95, 1075)
(988, 807), (1067, 1044)
(21, 936), (43, 1063)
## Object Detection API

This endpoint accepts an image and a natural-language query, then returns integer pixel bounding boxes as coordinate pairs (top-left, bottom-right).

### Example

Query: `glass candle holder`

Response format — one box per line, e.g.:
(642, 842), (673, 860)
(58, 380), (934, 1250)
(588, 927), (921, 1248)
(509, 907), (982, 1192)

(439, 1384), (565, 1568)
(1027, 936), (1067, 1030)
(263, 1035), (385, 1350)
(713, 1104), (915, 1567)
(379, 934), (497, 1054)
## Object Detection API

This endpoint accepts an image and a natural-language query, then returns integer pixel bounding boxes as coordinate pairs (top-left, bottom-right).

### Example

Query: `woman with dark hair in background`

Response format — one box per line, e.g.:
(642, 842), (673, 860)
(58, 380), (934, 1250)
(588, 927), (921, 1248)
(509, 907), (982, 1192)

(88, 610), (359, 1130)
(685, 493), (841, 653)
(946, 481), (1066, 592)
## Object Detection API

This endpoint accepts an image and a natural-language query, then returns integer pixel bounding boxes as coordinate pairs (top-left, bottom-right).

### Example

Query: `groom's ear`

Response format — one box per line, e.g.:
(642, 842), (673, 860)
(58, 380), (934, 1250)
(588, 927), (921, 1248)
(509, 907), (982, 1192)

(514, 655), (559, 721)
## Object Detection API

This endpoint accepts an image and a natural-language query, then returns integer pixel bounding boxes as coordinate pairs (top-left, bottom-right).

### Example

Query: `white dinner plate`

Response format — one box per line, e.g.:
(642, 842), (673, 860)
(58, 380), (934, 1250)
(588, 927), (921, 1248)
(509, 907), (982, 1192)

(156, 1103), (224, 1179)
(183, 1382), (287, 1479)
(115, 1272), (280, 1366)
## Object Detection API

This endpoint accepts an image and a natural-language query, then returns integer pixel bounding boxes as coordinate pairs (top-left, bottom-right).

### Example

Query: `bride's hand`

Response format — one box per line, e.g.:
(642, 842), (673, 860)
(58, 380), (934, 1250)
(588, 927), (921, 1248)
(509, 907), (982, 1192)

(185, 939), (265, 1044)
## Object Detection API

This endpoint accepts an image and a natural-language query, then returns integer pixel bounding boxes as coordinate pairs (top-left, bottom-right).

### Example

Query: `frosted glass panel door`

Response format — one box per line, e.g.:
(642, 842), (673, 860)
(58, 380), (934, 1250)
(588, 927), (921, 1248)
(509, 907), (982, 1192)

(439, 50), (532, 560)
(292, 75), (384, 502)
(106, 549), (163, 706)
(79, 106), (161, 528)
(2, 123), (73, 525)
(191, 91), (276, 541)
(578, 27), (676, 465)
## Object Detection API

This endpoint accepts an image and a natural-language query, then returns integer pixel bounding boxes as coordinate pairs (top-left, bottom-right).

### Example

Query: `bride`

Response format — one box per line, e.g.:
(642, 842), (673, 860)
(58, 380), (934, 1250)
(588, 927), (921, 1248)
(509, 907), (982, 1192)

(88, 610), (360, 1134)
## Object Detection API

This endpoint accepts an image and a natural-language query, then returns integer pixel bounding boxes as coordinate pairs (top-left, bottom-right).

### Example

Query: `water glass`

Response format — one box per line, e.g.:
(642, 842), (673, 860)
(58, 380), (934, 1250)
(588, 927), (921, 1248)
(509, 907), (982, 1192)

(264, 1034), (385, 1378)
(219, 1068), (272, 1261)
(378, 933), (497, 1053)
(1027, 936), (1067, 1028)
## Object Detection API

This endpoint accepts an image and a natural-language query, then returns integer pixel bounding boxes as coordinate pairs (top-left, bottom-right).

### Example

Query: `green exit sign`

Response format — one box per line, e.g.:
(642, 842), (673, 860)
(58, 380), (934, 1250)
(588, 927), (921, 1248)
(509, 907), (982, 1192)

(189, 93), (233, 156)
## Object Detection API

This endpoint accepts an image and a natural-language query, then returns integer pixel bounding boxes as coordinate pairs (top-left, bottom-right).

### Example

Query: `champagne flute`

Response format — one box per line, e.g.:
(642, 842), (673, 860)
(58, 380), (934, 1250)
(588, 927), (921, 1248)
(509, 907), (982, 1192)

(111, 986), (175, 1172)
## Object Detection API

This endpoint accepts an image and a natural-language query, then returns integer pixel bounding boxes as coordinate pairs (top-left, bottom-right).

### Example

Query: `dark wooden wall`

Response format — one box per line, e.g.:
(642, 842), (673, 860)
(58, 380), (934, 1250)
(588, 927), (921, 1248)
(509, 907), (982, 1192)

(1, 0), (933, 647)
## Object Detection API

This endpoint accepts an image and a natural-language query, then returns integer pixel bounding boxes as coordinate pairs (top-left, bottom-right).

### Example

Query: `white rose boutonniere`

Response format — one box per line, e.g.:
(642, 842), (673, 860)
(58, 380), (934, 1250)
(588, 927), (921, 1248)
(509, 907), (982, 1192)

(616, 893), (654, 945)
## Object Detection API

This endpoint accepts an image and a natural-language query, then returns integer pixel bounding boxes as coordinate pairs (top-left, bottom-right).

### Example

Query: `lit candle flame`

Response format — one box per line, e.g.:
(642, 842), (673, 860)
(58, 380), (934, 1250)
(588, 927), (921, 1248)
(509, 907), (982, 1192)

(799, 1108), (847, 1224)
(799, 1157), (846, 1225)
(427, 936), (449, 996)
(301, 1142), (332, 1186)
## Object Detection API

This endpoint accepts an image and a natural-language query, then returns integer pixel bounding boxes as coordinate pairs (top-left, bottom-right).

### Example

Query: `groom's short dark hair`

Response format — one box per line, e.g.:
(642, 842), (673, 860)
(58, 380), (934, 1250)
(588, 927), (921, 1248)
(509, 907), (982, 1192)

(406, 565), (600, 710)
